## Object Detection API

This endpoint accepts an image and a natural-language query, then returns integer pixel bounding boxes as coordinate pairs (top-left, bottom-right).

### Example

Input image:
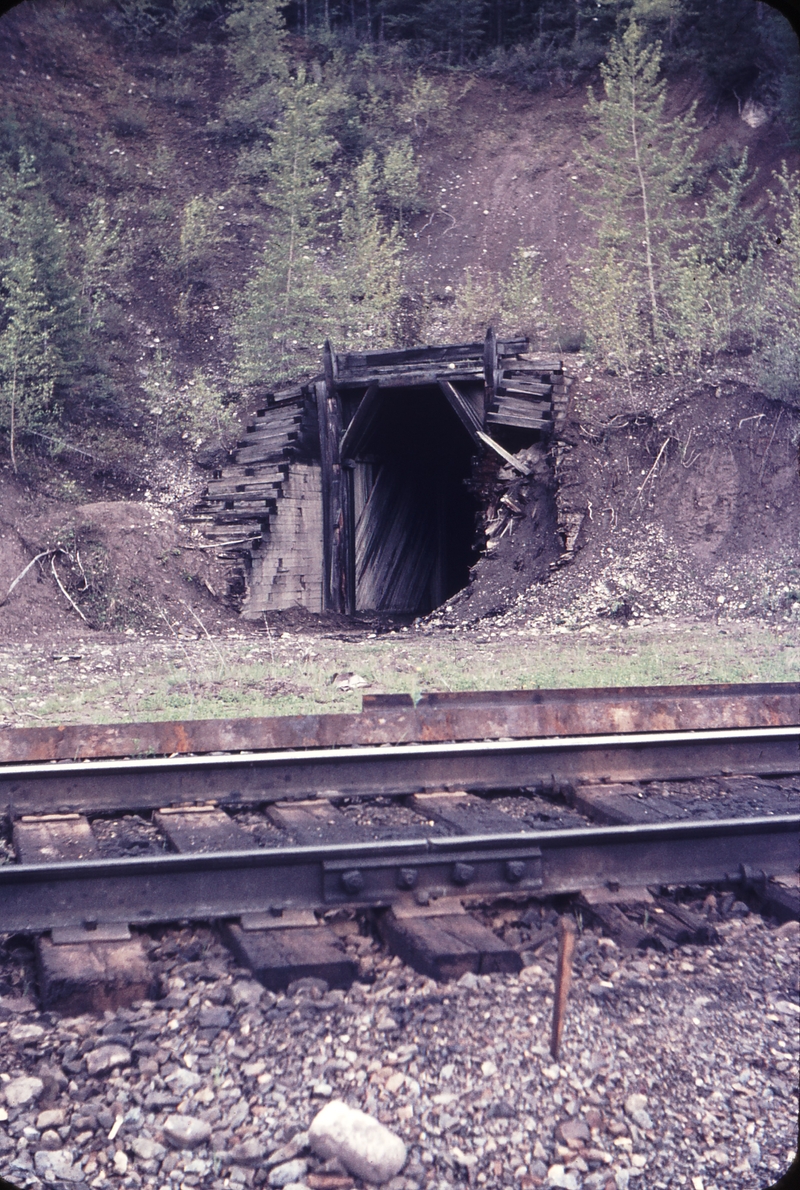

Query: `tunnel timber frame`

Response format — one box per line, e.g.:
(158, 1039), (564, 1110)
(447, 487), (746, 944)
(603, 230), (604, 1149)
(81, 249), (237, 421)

(201, 331), (569, 617)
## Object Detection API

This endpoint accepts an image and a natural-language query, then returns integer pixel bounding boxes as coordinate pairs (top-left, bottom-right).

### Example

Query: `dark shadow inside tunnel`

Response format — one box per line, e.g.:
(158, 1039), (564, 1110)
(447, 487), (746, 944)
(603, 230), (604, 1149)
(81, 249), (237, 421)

(342, 385), (480, 615)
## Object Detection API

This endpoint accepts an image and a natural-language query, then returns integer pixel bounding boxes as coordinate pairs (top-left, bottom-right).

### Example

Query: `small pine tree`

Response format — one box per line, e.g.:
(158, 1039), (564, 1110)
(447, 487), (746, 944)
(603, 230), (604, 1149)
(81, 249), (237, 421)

(499, 247), (545, 342)
(574, 20), (702, 373)
(0, 149), (77, 466)
(337, 151), (403, 348)
(381, 138), (420, 229)
(757, 163), (800, 407)
(235, 69), (338, 384)
(80, 197), (122, 334)
(222, 0), (289, 144)
(0, 251), (61, 471)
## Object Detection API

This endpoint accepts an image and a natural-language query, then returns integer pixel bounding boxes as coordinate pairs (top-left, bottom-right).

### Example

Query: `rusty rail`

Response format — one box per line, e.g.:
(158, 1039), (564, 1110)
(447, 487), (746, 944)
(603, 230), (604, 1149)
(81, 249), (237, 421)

(0, 682), (796, 764)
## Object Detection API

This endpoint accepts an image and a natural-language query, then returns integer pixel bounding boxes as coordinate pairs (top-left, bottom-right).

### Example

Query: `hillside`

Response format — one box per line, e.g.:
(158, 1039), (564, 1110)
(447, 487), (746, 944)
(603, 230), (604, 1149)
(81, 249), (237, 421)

(0, 0), (798, 643)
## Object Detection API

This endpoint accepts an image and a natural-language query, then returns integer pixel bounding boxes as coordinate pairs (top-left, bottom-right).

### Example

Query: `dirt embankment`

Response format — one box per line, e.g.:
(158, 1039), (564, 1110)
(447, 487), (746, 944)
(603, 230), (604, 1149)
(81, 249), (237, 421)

(0, 478), (238, 641)
(441, 371), (800, 630)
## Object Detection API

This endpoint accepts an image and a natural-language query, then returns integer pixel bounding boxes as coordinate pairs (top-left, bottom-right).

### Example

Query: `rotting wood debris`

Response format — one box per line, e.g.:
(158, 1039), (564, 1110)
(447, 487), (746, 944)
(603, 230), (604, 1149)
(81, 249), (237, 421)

(192, 331), (572, 621)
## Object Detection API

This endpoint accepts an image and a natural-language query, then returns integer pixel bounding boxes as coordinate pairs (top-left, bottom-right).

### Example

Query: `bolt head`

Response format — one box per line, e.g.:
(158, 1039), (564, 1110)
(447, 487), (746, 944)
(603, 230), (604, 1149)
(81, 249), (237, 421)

(341, 869), (364, 894)
(453, 862), (475, 886)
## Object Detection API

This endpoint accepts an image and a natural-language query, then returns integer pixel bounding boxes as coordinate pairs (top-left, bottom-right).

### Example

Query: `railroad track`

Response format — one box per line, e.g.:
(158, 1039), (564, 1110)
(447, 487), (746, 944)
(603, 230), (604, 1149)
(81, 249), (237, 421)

(0, 682), (797, 1012)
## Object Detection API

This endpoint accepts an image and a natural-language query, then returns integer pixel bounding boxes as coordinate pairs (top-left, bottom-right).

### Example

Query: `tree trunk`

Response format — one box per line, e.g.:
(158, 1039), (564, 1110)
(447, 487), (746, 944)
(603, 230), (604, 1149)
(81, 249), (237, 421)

(628, 76), (661, 345)
(10, 348), (18, 475)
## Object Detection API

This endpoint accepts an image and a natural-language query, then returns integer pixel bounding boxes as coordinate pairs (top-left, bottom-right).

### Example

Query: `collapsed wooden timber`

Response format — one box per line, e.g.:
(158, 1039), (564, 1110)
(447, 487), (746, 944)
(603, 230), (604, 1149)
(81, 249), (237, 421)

(195, 331), (570, 617)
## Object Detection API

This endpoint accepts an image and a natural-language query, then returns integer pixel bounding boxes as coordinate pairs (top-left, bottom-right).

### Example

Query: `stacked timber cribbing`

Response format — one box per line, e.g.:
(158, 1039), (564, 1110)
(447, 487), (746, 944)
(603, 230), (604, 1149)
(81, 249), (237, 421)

(196, 331), (570, 617)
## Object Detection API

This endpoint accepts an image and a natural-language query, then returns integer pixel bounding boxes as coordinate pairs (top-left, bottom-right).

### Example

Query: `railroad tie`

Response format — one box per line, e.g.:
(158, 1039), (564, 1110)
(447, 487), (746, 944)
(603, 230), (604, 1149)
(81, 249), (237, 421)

(378, 897), (522, 983)
(157, 803), (357, 993)
(13, 813), (156, 1014)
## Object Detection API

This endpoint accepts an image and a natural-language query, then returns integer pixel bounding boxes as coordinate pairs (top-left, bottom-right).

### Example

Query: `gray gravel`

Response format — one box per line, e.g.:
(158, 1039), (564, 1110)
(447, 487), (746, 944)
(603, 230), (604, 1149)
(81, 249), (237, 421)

(1, 913), (797, 1190)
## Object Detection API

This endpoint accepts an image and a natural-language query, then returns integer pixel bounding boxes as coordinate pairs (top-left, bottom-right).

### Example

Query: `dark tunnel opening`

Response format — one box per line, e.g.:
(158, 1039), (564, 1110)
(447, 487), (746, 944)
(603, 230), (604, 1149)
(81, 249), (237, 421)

(345, 386), (480, 615)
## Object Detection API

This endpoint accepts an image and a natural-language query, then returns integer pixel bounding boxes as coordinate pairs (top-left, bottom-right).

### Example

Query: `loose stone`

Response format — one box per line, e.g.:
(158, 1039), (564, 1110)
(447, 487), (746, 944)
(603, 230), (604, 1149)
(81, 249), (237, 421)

(268, 1157), (310, 1186)
(85, 1044), (131, 1075)
(309, 1100), (407, 1184)
(33, 1149), (83, 1181)
(163, 1114), (213, 1149)
(4, 1076), (44, 1107)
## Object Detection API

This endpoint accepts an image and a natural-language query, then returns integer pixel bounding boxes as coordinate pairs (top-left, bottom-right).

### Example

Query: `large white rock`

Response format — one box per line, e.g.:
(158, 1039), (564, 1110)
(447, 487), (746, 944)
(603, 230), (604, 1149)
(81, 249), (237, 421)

(163, 1115), (212, 1149)
(309, 1100), (406, 1185)
(4, 1076), (44, 1108)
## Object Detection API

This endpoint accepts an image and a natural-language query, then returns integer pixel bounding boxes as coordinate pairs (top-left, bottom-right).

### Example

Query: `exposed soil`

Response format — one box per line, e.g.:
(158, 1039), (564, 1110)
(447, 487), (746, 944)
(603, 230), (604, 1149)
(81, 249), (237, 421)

(437, 370), (800, 632)
(0, 2), (798, 650)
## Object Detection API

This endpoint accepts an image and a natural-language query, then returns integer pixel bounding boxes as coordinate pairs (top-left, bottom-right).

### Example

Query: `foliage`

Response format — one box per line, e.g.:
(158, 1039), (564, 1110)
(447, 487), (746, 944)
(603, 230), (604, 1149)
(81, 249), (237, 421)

(234, 69), (339, 383)
(0, 151), (81, 465)
(336, 151), (404, 348)
(498, 247), (545, 341)
(142, 348), (237, 446)
(573, 21), (708, 373)
(380, 138), (421, 227)
(221, 0), (289, 144)
(756, 164), (800, 409)
(80, 198), (123, 335)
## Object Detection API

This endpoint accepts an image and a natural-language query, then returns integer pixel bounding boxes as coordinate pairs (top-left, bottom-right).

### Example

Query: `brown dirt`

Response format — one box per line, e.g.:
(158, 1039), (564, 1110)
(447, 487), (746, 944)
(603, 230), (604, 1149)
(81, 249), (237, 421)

(0, 472), (239, 640)
(438, 371), (800, 631)
(0, 3), (797, 648)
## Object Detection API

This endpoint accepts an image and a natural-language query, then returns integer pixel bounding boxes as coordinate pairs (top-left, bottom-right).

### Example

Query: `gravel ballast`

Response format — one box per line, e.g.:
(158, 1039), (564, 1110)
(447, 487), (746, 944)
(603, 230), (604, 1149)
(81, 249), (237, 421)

(1, 914), (798, 1190)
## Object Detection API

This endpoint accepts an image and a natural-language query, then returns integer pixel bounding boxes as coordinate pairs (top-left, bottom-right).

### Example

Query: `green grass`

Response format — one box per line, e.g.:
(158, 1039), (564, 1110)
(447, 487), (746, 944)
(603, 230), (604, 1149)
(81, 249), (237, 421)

(0, 617), (797, 728)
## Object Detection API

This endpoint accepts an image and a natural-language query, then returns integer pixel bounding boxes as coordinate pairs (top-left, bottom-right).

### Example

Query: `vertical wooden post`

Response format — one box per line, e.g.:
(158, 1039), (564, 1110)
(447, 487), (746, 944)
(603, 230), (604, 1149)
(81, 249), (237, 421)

(550, 915), (577, 1060)
(316, 380), (334, 612)
(318, 341), (346, 612)
(483, 326), (497, 420)
(343, 462), (356, 616)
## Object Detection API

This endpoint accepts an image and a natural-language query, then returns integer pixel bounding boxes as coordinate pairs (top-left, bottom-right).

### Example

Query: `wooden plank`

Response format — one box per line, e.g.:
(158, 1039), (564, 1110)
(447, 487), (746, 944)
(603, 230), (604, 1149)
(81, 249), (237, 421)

(437, 379), (483, 445)
(498, 379), (553, 397)
(235, 444), (296, 466)
(340, 383), (381, 460)
(317, 370), (346, 612)
(379, 908), (522, 981)
(36, 934), (157, 1014)
(496, 337), (529, 356)
(337, 342), (484, 373)
(483, 327), (497, 414)
(14, 815), (98, 864)
(267, 799), (362, 845)
(493, 394), (553, 414)
(15, 814), (156, 1012)
(337, 370), (482, 389)
(409, 791), (524, 835)
(476, 430), (531, 474)
(222, 922), (357, 992)
(486, 411), (551, 431)
(154, 807), (259, 854)
(238, 429), (300, 449)
(579, 901), (659, 950)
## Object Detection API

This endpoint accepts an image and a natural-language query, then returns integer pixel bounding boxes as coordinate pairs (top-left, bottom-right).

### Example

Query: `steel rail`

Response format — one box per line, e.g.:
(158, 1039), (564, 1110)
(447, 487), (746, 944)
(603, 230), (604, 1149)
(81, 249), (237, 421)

(2, 681), (797, 763)
(0, 814), (796, 935)
(1, 726), (798, 818)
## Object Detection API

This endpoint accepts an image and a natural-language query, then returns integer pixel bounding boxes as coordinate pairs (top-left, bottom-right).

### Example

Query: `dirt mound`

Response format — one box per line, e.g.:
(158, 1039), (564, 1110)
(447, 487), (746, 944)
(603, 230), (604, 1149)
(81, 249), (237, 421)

(435, 372), (800, 632)
(0, 477), (238, 642)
